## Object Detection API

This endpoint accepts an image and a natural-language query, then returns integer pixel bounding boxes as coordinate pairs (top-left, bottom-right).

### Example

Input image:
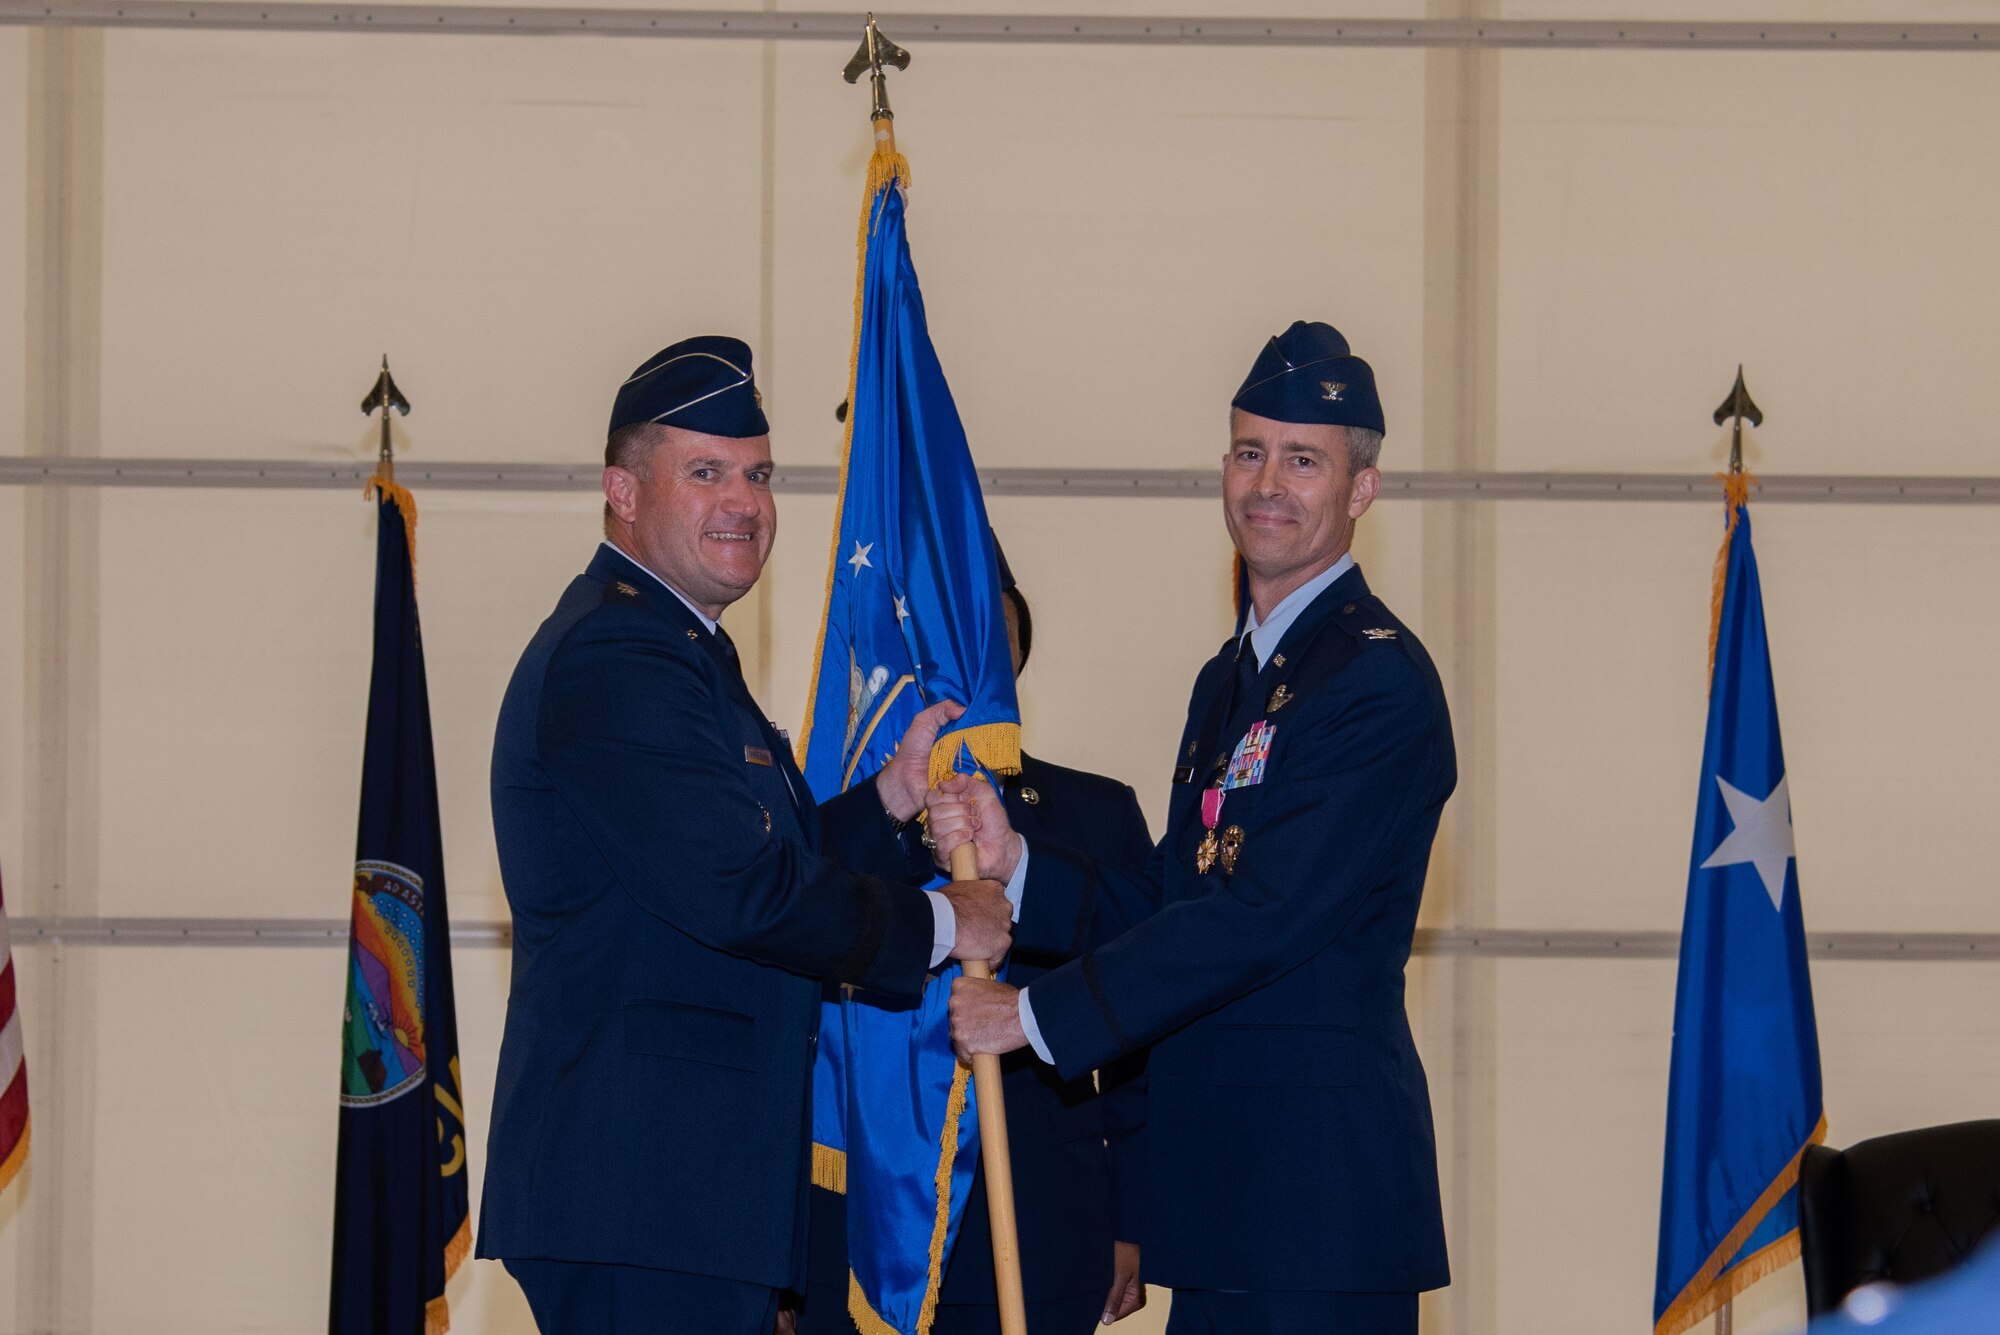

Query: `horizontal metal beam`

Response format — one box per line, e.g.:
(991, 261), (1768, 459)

(7, 455), (2000, 504)
(3, 5), (1997, 51)
(13, 917), (2000, 960)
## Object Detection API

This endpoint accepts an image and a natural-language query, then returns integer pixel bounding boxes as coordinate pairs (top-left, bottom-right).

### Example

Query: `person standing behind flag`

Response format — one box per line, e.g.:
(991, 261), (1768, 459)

(476, 336), (1013, 1335)
(937, 321), (1455, 1335)
(799, 539), (1155, 1335)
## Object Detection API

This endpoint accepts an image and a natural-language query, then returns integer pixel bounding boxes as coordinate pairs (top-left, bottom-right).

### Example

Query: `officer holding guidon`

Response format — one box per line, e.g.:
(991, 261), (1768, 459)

(478, 336), (1013, 1334)
(933, 321), (1456, 1335)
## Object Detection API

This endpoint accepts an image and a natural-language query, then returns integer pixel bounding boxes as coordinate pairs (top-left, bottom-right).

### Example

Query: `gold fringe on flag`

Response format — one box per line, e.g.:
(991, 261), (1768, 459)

(812, 1141), (849, 1195)
(1707, 471), (1755, 686)
(928, 722), (1023, 792)
(0, 1115), (27, 1195)
(364, 472), (420, 587)
(797, 138), (912, 774)
(423, 1216), (472, 1335)
(846, 1062), (973, 1335)
(1653, 1111), (1827, 1335)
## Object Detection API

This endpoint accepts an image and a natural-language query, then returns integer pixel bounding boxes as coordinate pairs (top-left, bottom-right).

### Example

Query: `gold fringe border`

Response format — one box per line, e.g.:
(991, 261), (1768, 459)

(796, 140), (912, 775)
(1706, 471), (1755, 686)
(813, 1141), (849, 1195)
(844, 1061), (973, 1335)
(1655, 1110), (1828, 1335)
(0, 1114), (28, 1195)
(424, 1216), (472, 1335)
(927, 721), (1022, 791)
(365, 473), (421, 589)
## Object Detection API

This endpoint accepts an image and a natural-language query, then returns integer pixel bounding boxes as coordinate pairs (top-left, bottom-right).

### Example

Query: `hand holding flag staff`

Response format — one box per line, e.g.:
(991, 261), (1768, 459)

(1655, 370), (1825, 1335)
(799, 19), (1030, 1335)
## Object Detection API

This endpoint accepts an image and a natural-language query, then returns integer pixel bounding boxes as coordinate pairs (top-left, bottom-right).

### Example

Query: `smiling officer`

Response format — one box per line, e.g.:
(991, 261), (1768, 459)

(935, 321), (1456, 1335)
(477, 336), (1013, 1334)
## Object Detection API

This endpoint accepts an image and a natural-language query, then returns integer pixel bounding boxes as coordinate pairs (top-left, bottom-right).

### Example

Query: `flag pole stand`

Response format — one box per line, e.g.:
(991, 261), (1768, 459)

(951, 843), (1030, 1335)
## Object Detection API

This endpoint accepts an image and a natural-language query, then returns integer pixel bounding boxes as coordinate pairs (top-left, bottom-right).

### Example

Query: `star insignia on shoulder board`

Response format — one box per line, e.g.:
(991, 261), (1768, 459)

(1363, 627), (1399, 641)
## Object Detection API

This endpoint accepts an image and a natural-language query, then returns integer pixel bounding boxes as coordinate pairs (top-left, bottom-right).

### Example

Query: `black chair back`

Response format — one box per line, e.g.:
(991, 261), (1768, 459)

(1798, 1119), (2000, 1316)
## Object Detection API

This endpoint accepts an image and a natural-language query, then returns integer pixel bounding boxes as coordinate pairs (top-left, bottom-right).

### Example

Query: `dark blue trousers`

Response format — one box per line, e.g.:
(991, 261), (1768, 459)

(1164, 1289), (1418, 1335)
(503, 1257), (779, 1335)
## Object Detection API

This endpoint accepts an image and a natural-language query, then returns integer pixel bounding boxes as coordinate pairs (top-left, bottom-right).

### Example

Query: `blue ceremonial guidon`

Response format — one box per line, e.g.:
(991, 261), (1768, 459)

(331, 478), (471, 1335)
(799, 140), (1020, 1335)
(1655, 483), (1825, 1335)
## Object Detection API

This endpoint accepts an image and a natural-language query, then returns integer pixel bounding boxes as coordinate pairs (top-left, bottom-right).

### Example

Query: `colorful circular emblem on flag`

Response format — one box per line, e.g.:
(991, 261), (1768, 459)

(340, 860), (428, 1106)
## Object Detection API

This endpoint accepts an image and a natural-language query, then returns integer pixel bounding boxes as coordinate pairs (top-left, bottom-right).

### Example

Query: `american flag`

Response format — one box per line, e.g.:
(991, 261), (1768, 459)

(0, 868), (27, 1196)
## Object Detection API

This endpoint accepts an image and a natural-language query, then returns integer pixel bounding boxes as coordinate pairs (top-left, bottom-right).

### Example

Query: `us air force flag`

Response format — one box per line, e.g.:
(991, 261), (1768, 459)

(331, 478), (471, 1335)
(1655, 482), (1825, 1335)
(799, 139), (1020, 1335)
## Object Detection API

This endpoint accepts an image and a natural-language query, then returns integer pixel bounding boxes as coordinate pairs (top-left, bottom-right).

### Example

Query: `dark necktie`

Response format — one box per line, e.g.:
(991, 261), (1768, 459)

(712, 625), (802, 814)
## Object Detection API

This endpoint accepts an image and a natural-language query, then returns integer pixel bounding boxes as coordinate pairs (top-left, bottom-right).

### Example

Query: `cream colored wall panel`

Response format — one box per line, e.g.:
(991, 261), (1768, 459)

(1494, 957), (2000, 1335)
(0, 30), (25, 457)
(769, 41), (1429, 473)
(0, 491), (24, 887)
(1507, 0), (2000, 19)
(1494, 501), (2000, 932)
(98, 30), (762, 464)
(94, 490), (372, 918)
(1496, 50), (2000, 475)
(85, 942), (533, 1333)
(92, 489), (602, 922)
(776, 0), (1424, 14)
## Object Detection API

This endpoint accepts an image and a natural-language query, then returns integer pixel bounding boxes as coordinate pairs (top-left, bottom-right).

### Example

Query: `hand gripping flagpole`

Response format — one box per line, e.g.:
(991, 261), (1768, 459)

(841, 20), (1027, 1335)
(951, 839), (1029, 1335)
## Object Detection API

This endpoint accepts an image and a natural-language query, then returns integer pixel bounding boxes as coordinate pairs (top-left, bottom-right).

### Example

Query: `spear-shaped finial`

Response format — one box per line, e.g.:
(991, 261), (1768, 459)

(843, 13), (910, 125)
(361, 355), (411, 481)
(1712, 365), (1762, 476)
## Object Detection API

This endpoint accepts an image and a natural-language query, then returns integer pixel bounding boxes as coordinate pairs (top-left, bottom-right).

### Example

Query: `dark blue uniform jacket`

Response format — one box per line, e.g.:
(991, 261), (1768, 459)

(1024, 565), (1455, 1295)
(938, 753), (1155, 1307)
(477, 545), (937, 1290)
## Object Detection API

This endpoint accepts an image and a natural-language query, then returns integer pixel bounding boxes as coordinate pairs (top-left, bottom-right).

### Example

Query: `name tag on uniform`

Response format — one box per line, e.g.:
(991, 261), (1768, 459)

(744, 745), (774, 767)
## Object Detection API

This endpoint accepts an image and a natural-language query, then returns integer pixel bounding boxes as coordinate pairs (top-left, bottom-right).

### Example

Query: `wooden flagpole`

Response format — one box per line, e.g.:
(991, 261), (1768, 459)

(951, 843), (1029, 1335)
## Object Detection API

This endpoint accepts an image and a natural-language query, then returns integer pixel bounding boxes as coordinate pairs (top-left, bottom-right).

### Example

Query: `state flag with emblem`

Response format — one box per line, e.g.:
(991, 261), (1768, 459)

(0, 865), (27, 1198)
(1654, 476), (1825, 1335)
(330, 474), (471, 1335)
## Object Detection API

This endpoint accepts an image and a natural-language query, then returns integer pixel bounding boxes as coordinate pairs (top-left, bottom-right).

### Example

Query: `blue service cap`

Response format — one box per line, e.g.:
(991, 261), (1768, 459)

(1231, 320), (1384, 436)
(609, 335), (769, 438)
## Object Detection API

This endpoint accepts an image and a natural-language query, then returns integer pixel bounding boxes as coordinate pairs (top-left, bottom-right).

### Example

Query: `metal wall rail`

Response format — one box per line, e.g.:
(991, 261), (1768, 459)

(12, 917), (2000, 960)
(6, 455), (2000, 504)
(3, 5), (1998, 52)
(3, 455), (2000, 503)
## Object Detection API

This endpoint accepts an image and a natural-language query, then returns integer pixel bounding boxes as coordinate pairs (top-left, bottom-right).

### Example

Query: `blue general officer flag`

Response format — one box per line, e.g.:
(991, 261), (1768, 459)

(1655, 482), (1825, 1335)
(331, 477), (472, 1335)
(798, 139), (1020, 1335)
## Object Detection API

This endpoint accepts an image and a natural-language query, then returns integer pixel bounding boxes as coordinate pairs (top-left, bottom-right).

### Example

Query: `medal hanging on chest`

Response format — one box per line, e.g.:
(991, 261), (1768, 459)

(1196, 787), (1225, 874)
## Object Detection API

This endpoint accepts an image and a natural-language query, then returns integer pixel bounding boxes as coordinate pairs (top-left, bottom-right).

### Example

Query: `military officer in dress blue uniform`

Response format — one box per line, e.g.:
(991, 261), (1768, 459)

(798, 541), (1156, 1335)
(933, 321), (1456, 1335)
(477, 336), (1014, 1335)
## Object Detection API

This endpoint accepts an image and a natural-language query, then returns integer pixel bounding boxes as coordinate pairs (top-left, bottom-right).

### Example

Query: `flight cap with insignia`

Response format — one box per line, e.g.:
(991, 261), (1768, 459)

(1231, 320), (1385, 436)
(609, 335), (769, 439)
